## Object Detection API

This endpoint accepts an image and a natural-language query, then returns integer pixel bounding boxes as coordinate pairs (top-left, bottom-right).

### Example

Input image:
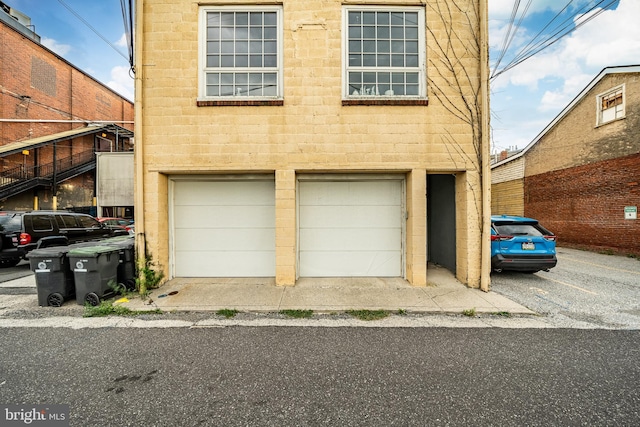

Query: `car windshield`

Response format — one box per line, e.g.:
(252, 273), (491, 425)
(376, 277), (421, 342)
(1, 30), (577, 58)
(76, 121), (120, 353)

(0, 213), (22, 232)
(493, 223), (544, 236)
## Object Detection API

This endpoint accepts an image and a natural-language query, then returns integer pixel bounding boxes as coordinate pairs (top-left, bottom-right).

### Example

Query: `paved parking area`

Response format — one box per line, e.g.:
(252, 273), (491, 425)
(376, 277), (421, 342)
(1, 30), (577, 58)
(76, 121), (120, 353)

(490, 247), (640, 329)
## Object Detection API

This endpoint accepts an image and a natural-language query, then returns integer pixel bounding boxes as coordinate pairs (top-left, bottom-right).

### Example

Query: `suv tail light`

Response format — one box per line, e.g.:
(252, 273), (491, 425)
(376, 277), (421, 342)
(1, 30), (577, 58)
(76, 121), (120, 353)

(543, 235), (557, 242)
(491, 234), (513, 241)
(19, 233), (32, 245)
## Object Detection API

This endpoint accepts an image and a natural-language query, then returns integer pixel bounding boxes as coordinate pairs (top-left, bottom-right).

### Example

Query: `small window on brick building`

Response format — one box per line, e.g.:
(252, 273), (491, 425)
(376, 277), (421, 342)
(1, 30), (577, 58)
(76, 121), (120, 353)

(597, 85), (625, 126)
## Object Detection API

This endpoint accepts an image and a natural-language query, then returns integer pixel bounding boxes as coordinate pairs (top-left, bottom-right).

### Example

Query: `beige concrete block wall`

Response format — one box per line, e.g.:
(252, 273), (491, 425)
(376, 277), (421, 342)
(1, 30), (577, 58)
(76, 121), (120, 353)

(526, 73), (640, 176)
(276, 170), (296, 285)
(138, 0), (486, 286)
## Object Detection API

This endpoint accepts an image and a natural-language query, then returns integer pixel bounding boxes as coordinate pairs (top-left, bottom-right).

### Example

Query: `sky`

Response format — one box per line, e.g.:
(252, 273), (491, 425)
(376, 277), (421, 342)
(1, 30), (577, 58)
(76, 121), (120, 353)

(4, 0), (640, 153)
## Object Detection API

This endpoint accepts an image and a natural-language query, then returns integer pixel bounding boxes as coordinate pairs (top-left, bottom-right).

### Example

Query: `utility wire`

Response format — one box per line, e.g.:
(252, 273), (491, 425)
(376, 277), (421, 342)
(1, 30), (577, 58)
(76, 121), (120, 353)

(491, 0), (618, 80)
(56, 0), (129, 62)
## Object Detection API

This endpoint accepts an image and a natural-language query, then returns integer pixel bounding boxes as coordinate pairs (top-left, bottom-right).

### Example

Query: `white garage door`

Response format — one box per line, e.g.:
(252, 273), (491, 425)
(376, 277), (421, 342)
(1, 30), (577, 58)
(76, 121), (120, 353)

(172, 179), (275, 277)
(299, 179), (403, 277)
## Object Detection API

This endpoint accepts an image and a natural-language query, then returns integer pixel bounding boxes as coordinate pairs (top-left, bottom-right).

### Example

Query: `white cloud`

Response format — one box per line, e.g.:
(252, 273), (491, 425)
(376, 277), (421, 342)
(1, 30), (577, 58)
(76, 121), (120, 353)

(107, 65), (134, 101)
(116, 33), (128, 48)
(41, 37), (71, 56)
(489, 0), (640, 148)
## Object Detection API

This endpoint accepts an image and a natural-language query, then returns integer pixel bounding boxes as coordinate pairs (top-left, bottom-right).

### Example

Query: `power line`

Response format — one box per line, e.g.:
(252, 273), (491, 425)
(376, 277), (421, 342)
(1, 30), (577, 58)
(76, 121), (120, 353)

(56, 0), (128, 62)
(490, 0), (619, 81)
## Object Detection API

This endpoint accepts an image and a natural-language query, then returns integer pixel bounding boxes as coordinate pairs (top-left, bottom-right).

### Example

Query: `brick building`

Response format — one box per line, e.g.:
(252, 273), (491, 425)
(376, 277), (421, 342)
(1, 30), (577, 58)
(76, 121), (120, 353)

(135, 0), (492, 289)
(492, 65), (640, 256)
(0, 2), (134, 213)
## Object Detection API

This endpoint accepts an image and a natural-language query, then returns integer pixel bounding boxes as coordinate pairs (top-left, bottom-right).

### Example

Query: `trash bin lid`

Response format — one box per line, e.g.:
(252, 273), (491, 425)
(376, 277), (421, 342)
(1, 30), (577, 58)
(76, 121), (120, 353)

(26, 246), (71, 258)
(68, 245), (120, 257)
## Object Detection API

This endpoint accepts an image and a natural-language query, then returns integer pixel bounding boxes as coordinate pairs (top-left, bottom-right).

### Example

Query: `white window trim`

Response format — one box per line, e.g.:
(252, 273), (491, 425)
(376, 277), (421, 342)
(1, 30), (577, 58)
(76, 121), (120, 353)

(341, 5), (427, 100)
(596, 83), (625, 126)
(197, 5), (284, 101)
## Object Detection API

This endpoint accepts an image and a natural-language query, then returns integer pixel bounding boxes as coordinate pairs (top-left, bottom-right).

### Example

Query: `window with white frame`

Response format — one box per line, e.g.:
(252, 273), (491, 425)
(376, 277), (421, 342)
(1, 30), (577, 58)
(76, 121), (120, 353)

(597, 85), (625, 125)
(343, 6), (425, 98)
(199, 6), (282, 99)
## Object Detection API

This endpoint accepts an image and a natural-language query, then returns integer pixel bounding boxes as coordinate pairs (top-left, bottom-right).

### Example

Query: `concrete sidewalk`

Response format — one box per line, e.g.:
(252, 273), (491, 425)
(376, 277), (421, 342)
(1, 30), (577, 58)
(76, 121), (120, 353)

(120, 265), (534, 315)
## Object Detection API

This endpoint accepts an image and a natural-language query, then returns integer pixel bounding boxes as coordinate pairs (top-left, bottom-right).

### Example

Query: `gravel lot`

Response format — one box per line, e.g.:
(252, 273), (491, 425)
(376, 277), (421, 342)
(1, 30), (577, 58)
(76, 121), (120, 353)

(490, 247), (640, 329)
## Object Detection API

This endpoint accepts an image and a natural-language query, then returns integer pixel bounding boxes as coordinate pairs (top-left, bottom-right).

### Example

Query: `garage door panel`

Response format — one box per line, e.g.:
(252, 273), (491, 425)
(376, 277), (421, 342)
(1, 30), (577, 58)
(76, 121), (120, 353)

(175, 250), (275, 277)
(298, 179), (403, 277)
(172, 179), (275, 277)
(299, 181), (402, 206)
(175, 205), (275, 228)
(300, 228), (401, 251)
(175, 228), (276, 252)
(299, 251), (401, 277)
(174, 181), (275, 206)
(300, 205), (400, 228)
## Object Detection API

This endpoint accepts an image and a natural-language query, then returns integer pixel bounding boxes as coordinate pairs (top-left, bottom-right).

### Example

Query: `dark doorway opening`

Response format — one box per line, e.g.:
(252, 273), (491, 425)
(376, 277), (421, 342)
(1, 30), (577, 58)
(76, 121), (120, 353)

(427, 174), (456, 273)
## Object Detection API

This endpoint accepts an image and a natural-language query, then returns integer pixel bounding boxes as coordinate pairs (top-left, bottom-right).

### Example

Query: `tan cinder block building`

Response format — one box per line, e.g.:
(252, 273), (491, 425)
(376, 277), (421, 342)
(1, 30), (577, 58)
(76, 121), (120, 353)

(135, 0), (491, 290)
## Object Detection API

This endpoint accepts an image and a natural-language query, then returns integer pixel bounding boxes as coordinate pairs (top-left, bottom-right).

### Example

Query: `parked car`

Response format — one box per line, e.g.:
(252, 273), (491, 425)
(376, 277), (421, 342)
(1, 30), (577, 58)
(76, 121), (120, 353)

(491, 215), (557, 273)
(97, 217), (135, 235)
(0, 211), (129, 268)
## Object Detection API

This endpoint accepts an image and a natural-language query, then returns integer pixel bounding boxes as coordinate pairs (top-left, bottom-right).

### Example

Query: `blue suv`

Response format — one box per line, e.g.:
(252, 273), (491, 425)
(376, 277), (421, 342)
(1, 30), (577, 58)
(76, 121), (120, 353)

(491, 215), (557, 273)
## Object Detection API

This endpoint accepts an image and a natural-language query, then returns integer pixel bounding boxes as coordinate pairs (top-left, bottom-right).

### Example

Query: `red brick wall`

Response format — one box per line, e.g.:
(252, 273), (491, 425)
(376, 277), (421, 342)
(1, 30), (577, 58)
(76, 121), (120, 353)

(525, 153), (640, 255)
(0, 22), (133, 146)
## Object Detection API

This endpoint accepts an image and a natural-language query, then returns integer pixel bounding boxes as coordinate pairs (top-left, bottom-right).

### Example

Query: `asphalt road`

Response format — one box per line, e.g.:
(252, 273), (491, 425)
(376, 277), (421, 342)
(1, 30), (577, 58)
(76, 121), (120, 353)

(490, 247), (640, 329)
(1, 327), (639, 426)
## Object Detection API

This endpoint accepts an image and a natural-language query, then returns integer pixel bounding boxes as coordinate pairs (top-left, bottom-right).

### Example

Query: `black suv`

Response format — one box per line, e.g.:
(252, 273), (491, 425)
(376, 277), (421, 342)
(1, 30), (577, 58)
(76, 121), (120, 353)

(0, 211), (128, 267)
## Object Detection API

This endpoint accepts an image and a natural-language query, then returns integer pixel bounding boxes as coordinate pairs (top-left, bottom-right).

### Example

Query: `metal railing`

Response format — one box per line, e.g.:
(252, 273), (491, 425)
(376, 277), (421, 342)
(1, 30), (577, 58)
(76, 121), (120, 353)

(0, 149), (96, 195)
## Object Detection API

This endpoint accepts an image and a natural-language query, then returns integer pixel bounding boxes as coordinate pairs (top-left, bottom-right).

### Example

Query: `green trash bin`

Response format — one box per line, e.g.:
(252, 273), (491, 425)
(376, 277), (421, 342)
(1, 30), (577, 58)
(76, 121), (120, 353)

(27, 246), (74, 307)
(68, 245), (120, 306)
(101, 237), (136, 290)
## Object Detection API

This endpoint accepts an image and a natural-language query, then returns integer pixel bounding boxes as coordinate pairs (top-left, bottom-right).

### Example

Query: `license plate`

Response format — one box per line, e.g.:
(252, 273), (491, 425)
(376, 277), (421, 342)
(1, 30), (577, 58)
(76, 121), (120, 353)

(522, 242), (535, 250)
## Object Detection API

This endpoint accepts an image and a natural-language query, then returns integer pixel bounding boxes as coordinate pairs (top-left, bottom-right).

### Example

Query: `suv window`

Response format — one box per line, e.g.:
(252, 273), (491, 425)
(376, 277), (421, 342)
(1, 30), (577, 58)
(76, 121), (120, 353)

(57, 214), (80, 228)
(77, 215), (101, 228)
(493, 223), (543, 236)
(31, 215), (55, 231)
(0, 213), (22, 232)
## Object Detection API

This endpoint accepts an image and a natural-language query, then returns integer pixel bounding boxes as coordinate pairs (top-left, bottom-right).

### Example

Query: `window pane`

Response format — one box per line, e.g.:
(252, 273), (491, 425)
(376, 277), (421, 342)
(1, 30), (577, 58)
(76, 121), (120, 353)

(221, 55), (234, 67)
(236, 41), (248, 53)
(207, 56), (219, 67)
(250, 27), (262, 40)
(250, 41), (262, 53)
(363, 26), (375, 38)
(221, 41), (234, 53)
(348, 12), (361, 25)
(207, 12), (220, 26)
(264, 55), (277, 67)
(220, 12), (234, 26)
(363, 40), (375, 53)
(264, 41), (277, 54)
(235, 12), (248, 25)
(377, 26), (389, 39)
(391, 54), (404, 66)
(377, 40), (390, 53)
(250, 12), (262, 25)
(377, 12), (390, 25)
(220, 73), (233, 84)
(207, 27), (220, 39)
(363, 54), (376, 66)
(391, 41), (404, 53)
(250, 55), (262, 67)
(235, 27), (248, 40)
(391, 12), (404, 25)
(349, 26), (361, 38)
(235, 55), (248, 67)
(363, 12), (375, 25)
(264, 12), (276, 25)
(207, 41), (220, 54)
(377, 54), (390, 66)
(264, 27), (277, 40)
(406, 54), (418, 67)
(349, 55), (362, 67)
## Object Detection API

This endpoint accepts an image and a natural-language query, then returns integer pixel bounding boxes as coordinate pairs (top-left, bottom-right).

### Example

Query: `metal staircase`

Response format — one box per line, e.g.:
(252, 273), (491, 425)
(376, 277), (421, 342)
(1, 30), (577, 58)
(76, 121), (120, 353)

(0, 149), (96, 200)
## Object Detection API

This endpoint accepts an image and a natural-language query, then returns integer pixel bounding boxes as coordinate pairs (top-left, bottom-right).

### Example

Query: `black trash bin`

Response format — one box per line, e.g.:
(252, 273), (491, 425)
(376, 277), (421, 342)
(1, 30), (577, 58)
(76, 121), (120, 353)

(68, 245), (120, 306)
(27, 246), (74, 307)
(101, 237), (136, 290)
